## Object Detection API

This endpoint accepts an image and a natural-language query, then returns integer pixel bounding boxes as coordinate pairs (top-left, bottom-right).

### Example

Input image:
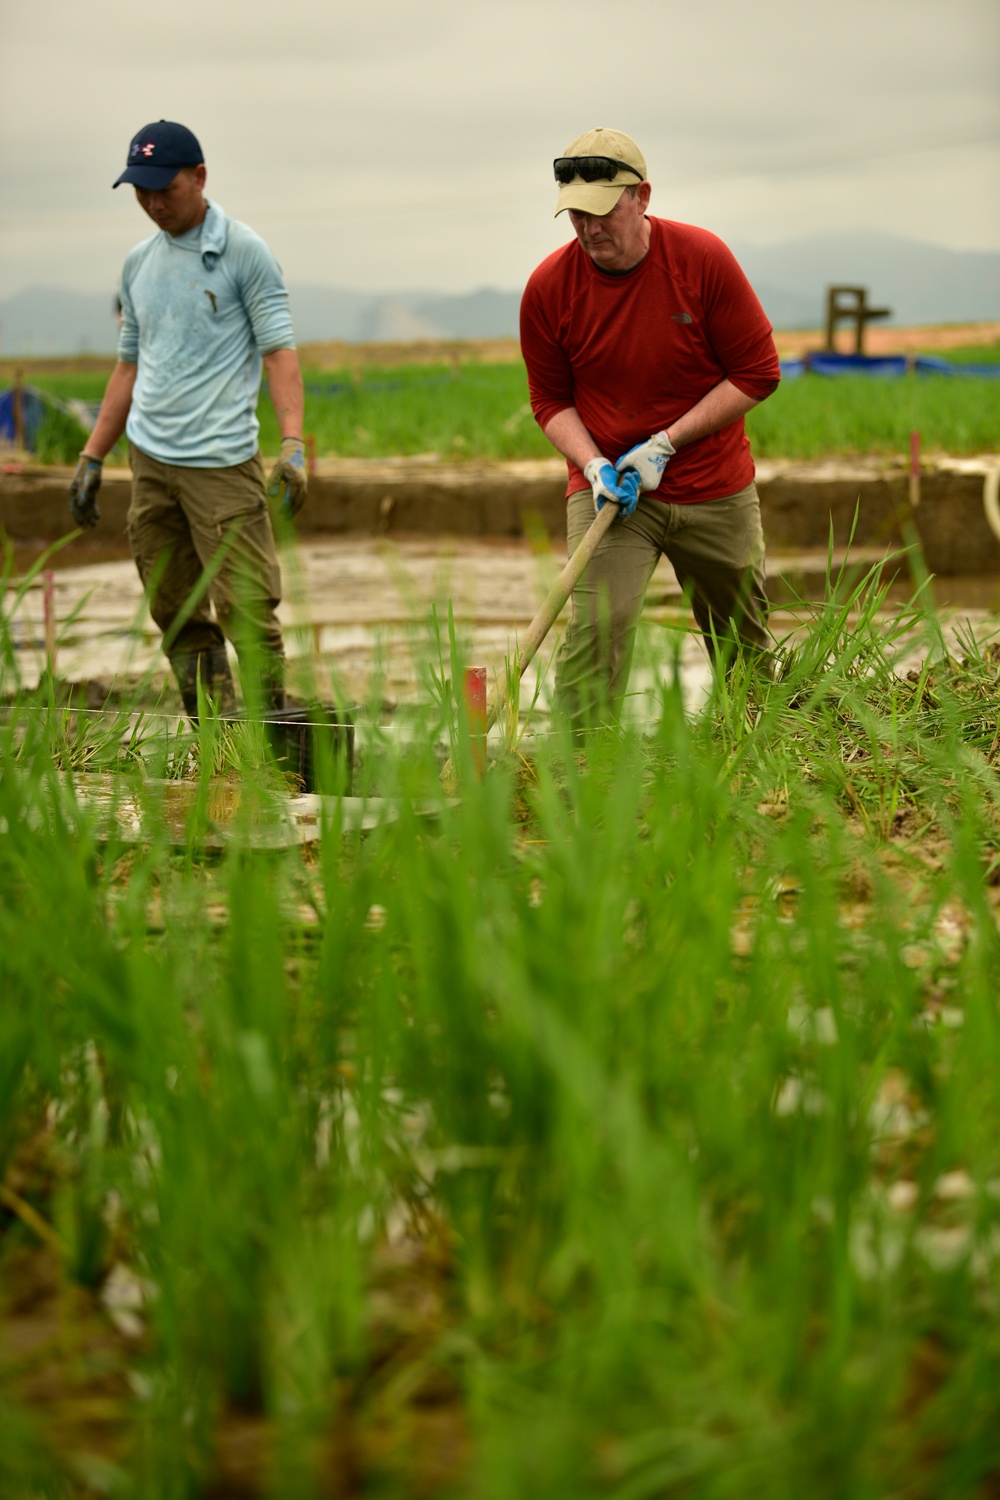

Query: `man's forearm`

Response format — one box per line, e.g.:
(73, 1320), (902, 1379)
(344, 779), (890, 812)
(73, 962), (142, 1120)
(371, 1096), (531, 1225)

(545, 380), (763, 470)
(84, 361), (138, 460)
(262, 348), (305, 439)
(543, 407), (604, 471)
(664, 379), (761, 451)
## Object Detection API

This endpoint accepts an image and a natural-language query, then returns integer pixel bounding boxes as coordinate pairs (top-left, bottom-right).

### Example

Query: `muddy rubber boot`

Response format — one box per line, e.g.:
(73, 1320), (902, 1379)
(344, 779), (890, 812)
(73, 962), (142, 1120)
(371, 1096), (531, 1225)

(173, 652), (201, 721)
(205, 647), (238, 717)
(257, 654), (287, 715)
(173, 647), (238, 722)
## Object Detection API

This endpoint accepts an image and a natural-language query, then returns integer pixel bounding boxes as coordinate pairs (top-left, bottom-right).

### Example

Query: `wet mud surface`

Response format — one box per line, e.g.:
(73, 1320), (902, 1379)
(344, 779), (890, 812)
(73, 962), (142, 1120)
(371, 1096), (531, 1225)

(5, 535), (697, 713)
(7, 534), (1000, 724)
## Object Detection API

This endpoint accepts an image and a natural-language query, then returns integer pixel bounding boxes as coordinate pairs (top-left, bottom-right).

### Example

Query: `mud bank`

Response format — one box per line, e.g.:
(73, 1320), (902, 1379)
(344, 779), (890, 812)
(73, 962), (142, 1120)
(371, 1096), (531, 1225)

(3, 455), (998, 574)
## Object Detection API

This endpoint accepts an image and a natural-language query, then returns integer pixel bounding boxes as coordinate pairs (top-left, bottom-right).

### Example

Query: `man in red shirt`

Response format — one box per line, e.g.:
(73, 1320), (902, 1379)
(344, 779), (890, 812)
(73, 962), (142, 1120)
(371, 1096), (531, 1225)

(520, 126), (781, 730)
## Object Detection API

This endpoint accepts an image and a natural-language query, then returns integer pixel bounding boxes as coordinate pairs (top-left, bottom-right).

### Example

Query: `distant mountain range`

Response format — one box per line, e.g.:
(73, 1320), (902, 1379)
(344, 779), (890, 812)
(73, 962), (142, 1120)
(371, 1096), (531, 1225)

(730, 233), (1000, 332)
(2, 233), (998, 355)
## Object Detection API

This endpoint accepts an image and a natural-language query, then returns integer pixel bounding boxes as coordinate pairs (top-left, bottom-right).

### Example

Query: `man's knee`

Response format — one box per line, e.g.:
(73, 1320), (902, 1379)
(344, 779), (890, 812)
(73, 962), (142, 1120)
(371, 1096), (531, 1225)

(691, 574), (771, 663)
(213, 589), (284, 658)
(127, 536), (191, 636)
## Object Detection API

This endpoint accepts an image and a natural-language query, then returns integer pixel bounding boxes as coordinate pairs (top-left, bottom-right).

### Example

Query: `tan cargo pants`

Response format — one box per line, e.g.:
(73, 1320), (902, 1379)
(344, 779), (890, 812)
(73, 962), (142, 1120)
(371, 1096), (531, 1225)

(555, 481), (772, 729)
(127, 445), (284, 700)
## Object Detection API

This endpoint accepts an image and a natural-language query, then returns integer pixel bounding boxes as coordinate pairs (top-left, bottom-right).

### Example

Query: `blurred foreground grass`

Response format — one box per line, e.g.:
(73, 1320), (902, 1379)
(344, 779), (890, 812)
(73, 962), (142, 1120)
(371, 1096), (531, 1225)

(2, 541), (999, 1496)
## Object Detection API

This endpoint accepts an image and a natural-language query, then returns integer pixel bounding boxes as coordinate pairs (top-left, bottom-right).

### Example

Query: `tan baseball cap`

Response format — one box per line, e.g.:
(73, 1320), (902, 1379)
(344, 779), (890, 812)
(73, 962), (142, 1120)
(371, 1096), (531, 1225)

(553, 126), (648, 217)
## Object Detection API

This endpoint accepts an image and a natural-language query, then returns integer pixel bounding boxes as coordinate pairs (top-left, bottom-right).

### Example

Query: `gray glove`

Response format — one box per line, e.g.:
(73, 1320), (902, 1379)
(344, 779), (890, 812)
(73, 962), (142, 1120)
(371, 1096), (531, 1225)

(69, 454), (103, 529)
(266, 437), (308, 519)
(614, 429), (676, 492)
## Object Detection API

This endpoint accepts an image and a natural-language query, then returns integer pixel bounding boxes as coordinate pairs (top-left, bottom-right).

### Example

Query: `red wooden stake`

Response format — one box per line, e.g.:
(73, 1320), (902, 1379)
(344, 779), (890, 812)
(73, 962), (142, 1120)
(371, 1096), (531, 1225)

(909, 429), (921, 510)
(306, 433), (318, 476)
(463, 665), (487, 776)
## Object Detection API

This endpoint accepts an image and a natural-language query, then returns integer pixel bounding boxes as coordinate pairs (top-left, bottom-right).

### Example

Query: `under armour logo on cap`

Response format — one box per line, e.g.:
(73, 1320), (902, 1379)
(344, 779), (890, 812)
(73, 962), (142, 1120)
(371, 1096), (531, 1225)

(114, 121), (203, 190)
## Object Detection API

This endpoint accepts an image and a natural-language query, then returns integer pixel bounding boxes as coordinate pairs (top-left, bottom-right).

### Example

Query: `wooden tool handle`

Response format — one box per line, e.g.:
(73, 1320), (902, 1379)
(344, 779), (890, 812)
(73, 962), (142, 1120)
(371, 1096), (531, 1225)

(484, 499), (618, 732)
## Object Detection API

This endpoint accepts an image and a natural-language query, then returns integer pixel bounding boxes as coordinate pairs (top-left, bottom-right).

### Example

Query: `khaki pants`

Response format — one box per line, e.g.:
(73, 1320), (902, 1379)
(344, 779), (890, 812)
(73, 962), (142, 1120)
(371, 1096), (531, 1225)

(555, 482), (771, 729)
(127, 445), (284, 686)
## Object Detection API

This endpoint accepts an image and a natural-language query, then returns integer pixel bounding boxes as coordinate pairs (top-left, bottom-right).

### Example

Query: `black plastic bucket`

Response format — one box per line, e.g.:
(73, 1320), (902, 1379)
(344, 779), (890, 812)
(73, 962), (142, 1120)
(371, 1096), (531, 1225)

(263, 707), (354, 794)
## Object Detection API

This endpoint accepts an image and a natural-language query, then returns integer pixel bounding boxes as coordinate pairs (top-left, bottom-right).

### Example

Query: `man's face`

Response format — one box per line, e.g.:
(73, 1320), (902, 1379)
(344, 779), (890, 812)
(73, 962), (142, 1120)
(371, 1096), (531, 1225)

(134, 165), (207, 236)
(568, 181), (651, 272)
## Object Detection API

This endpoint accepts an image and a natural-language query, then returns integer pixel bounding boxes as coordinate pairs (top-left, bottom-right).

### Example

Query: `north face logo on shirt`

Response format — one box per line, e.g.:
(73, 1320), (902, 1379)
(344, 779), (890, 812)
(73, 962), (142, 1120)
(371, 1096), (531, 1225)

(672, 312), (693, 324)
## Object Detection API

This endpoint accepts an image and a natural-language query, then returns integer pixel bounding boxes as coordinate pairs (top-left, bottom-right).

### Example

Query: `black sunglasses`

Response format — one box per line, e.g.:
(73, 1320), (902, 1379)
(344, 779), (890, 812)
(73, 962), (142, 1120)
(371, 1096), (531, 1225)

(553, 155), (644, 185)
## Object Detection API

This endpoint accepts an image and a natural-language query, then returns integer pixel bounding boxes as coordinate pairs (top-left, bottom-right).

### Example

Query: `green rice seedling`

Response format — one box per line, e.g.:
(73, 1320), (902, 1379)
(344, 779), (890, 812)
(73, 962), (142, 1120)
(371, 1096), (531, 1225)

(32, 402), (92, 466)
(257, 362), (553, 462)
(23, 371), (128, 464)
(496, 644), (526, 758)
(417, 599), (490, 785)
(745, 372), (1000, 459)
(25, 372), (114, 404)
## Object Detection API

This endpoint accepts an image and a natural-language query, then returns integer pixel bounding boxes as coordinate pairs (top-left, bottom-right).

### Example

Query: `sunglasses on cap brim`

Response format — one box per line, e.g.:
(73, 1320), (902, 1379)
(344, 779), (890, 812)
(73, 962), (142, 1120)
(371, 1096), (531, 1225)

(553, 156), (644, 185)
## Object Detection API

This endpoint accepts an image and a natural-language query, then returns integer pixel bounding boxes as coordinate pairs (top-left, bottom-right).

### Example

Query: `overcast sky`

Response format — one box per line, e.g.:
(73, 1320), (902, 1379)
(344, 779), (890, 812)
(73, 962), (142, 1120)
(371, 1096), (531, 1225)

(2, 0), (998, 298)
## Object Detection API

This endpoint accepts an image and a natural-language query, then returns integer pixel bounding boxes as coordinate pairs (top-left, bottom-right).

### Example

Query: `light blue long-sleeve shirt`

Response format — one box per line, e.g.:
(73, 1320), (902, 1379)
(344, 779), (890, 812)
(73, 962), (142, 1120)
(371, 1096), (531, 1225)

(117, 200), (296, 467)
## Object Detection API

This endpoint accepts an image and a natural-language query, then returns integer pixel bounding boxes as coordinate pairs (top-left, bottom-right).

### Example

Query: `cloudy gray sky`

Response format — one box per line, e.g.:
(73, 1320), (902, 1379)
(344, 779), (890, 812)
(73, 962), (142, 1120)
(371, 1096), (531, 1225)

(2, 0), (998, 298)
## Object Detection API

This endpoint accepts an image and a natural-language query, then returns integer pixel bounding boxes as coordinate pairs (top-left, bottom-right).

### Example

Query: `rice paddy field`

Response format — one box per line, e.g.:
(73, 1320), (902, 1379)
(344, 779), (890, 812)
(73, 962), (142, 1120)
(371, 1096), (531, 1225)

(4, 327), (1000, 1495)
(20, 338), (1000, 467)
(3, 536), (1000, 1496)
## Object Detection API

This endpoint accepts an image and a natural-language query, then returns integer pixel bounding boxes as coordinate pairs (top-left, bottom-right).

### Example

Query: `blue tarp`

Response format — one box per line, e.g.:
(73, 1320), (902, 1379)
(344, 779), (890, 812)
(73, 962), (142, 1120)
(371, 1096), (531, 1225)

(0, 386), (95, 451)
(778, 352), (1000, 380)
(912, 355), (1000, 379)
(807, 353), (909, 378)
(0, 386), (48, 447)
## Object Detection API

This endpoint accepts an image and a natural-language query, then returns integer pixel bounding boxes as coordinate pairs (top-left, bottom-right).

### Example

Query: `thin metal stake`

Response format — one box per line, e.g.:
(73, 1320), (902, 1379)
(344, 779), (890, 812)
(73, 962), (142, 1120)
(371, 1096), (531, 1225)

(42, 569), (57, 678)
(909, 429), (921, 510)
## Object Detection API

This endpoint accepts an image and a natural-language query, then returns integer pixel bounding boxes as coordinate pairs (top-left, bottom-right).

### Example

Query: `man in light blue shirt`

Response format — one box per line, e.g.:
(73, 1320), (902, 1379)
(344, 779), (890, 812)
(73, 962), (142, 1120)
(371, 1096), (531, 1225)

(69, 120), (307, 717)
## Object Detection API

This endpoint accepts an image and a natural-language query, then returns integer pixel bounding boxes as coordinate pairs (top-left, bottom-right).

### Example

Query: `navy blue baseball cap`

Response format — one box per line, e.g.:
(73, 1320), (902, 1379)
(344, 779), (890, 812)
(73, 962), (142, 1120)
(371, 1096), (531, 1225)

(113, 121), (204, 189)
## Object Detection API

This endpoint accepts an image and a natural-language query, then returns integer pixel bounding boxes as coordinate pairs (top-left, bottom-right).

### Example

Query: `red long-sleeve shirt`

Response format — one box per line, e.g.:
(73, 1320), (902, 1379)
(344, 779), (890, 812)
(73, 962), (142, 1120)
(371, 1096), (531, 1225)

(520, 217), (780, 503)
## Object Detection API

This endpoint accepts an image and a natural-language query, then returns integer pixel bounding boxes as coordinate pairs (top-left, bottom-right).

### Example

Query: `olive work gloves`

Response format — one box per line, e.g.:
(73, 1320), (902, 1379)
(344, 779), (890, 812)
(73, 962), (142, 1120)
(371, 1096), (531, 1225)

(615, 429), (676, 492)
(69, 454), (103, 529)
(583, 458), (642, 520)
(266, 437), (308, 519)
(71, 442), (309, 529)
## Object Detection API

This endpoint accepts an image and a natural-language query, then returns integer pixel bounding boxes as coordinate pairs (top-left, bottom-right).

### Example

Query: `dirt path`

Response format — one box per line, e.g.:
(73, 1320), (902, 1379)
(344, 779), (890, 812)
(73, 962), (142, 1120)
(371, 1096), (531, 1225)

(771, 321), (1000, 358)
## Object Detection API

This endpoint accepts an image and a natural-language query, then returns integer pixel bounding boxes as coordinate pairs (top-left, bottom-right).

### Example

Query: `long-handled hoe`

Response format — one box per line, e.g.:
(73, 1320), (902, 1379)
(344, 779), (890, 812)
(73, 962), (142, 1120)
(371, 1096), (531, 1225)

(442, 500), (619, 781)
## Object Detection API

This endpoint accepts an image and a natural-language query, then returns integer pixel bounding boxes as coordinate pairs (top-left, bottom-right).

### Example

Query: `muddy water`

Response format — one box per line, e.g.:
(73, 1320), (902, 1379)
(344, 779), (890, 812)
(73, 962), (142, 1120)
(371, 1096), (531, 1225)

(6, 537), (1000, 725)
(70, 772), (431, 847)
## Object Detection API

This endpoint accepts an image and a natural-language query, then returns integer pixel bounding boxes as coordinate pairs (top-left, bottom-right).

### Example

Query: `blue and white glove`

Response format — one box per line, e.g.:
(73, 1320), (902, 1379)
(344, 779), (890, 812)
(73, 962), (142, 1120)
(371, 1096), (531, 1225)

(615, 429), (676, 492)
(584, 458), (642, 519)
(69, 453), (103, 529)
(615, 468), (642, 518)
(266, 437), (308, 519)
